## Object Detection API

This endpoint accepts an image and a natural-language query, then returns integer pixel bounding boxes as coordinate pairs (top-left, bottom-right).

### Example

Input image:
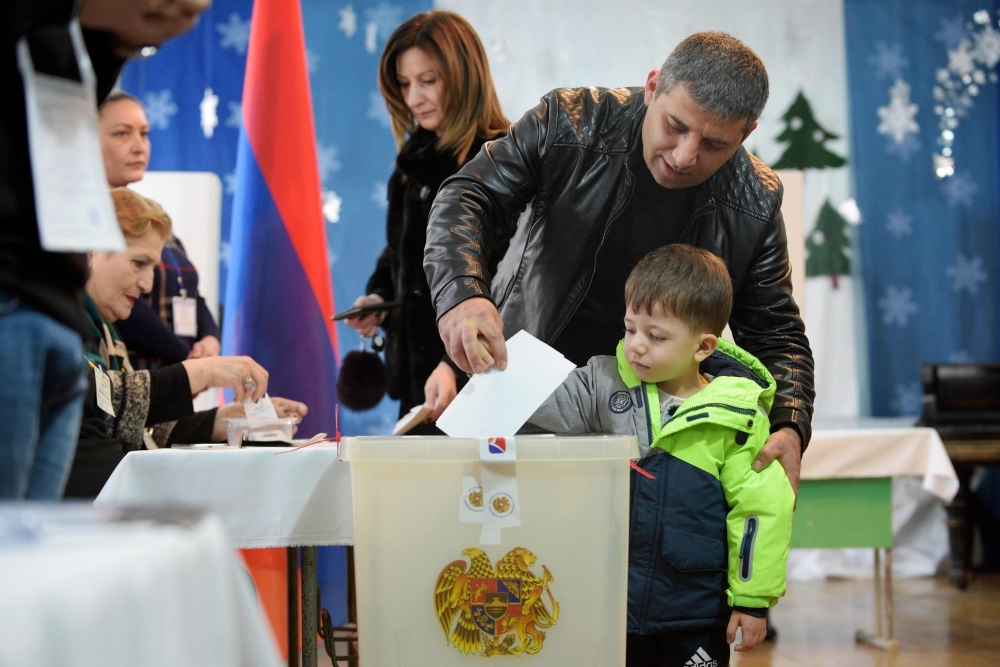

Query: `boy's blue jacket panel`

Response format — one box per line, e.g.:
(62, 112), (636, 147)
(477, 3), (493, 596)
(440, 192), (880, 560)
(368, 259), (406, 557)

(530, 339), (795, 632)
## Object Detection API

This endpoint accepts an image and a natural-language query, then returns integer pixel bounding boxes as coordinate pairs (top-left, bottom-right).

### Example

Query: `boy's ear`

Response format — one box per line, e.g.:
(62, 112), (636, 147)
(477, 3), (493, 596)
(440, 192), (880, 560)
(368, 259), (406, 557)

(694, 333), (719, 362)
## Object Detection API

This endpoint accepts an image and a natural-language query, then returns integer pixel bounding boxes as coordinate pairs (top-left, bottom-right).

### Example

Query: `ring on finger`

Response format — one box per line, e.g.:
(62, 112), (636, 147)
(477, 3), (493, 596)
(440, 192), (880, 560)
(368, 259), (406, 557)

(243, 376), (256, 392)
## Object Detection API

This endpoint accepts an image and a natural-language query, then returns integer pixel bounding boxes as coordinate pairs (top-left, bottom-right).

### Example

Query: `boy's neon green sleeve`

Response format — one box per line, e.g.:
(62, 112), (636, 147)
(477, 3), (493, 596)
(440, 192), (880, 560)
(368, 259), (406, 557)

(720, 431), (795, 608)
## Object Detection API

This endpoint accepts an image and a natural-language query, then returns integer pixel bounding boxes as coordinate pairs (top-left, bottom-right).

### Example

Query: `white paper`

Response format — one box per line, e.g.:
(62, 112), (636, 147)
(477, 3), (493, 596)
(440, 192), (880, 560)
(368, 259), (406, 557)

(436, 330), (575, 437)
(172, 297), (198, 337)
(94, 366), (114, 416)
(243, 393), (278, 421)
(17, 22), (123, 253)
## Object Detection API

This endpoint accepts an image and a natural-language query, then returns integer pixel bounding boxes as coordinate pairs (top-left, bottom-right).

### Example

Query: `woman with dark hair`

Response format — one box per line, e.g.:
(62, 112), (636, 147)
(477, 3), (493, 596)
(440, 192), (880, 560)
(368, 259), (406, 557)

(346, 11), (509, 428)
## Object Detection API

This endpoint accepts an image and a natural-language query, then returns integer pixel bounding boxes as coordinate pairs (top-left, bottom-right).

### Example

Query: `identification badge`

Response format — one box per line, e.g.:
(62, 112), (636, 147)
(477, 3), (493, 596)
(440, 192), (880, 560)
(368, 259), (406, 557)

(94, 365), (115, 416)
(17, 21), (123, 253)
(171, 297), (198, 337)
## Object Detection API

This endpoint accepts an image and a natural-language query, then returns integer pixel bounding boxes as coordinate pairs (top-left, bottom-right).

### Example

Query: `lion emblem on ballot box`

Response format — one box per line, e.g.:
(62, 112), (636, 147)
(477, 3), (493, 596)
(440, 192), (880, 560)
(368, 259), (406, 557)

(434, 547), (560, 656)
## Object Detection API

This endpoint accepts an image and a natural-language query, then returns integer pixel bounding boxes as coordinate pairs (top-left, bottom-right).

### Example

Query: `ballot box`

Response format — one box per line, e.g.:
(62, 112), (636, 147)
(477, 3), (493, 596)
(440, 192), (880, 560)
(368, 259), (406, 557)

(342, 435), (638, 666)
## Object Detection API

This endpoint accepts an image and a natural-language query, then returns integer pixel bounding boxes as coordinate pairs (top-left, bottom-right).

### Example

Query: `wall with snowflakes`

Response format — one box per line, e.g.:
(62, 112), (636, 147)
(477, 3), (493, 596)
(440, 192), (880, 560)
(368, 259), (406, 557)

(845, 0), (1000, 416)
(118, 0), (429, 437)
(116, 0), (1000, 427)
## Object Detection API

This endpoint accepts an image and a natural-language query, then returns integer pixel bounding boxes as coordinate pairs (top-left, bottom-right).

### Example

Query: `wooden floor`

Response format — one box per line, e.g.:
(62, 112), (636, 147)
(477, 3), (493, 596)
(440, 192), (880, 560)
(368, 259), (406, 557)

(312, 575), (1000, 666)
(733, 574), (1000, 667)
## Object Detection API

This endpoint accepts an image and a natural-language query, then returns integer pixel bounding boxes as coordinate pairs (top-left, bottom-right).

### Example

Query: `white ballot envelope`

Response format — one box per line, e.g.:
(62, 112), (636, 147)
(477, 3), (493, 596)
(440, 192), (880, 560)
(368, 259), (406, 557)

(436, 330), (575, 437)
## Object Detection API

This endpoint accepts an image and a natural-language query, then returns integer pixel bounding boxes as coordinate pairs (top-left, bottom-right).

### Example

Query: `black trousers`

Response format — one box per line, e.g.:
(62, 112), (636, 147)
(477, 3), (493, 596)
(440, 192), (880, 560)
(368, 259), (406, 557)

(626, 627), (730, 667)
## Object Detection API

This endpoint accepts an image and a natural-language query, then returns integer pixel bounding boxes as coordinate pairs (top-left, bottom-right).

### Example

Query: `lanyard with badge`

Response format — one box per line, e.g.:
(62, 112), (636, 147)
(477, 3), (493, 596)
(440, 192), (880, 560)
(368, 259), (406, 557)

(163, 246), (198, 337)
(17, 20), (125, 253)
(87, 359), (115, 417)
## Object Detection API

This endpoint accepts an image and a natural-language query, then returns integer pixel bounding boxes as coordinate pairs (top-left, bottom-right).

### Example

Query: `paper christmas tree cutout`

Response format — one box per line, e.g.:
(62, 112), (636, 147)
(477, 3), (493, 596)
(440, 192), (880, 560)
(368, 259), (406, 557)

(772, 92), (847, 170)
(806, 199), (851, 287)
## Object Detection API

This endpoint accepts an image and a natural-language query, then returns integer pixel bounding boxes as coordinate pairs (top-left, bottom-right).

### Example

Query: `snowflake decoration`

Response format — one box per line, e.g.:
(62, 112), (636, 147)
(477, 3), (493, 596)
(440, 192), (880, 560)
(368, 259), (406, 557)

(868, 42), (910, 80)
(941, 170), (978, 208)
(367, 91), (391, 128)
(217, 13), (251, 55)
(317, 143), (342, 184)
(225, 102), (242, 129)
(223, 171), (236, 196)
(364, 21), (378, 54)
(339, 5), (358, 38)
(935, 15), (968, 49)
(219, 239), (231, 268)
(885, 209), (913, 238)
(877, 79), (919, 144)
(370, 182), (388, 210)
(885, 133), (922, 161)
(948, 39), (977, 76)
(891, 382), (923, 416)
(931, 11), (1000, 177)
(307, 49), (320, 74)
(490, 37), (510, 63)
(199, 88), (219, 139)
(143, 89), (178, 130)
(322, 190), (342, 223)
(879, 285), (918, 326)
(946, 254), (987, 293)
(328, 248), (339, 268)
(976, 24), (1000, 68)
(365, 4), (403, 42)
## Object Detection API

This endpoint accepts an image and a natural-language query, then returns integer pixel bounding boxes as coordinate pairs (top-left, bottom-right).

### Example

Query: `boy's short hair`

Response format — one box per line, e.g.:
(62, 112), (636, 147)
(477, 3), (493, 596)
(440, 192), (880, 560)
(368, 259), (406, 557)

(624, 245), (733, 335)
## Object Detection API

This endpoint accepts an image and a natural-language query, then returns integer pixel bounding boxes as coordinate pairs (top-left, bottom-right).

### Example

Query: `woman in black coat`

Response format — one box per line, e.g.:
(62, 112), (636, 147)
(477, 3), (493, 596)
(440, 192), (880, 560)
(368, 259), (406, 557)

(347, 11), (509, 426)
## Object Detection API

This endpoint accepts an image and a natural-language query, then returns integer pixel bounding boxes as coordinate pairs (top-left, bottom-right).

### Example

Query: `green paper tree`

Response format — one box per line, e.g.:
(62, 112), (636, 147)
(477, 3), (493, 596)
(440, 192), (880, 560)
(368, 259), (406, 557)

(772, 92), (847, 170)
(806, 199), (851, 288)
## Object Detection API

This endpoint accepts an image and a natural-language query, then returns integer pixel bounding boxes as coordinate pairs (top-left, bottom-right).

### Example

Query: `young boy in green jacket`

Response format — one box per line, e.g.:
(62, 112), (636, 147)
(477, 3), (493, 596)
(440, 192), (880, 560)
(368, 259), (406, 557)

(529, 244), (794, 667)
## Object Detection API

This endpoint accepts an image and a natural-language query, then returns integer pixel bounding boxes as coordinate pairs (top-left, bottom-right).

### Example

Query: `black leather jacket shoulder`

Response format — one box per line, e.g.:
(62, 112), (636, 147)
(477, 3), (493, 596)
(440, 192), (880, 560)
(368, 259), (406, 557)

(425, 86), (815, 445)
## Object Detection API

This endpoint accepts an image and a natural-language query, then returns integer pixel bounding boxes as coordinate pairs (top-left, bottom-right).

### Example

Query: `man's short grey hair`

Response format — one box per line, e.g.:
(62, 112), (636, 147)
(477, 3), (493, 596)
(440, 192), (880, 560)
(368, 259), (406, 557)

(656, 32), (768, 132)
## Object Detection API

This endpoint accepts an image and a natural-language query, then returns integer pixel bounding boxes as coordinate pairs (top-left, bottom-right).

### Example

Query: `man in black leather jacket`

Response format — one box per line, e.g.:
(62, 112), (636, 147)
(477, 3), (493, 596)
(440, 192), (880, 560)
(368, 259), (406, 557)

(424, 32), (814, 493)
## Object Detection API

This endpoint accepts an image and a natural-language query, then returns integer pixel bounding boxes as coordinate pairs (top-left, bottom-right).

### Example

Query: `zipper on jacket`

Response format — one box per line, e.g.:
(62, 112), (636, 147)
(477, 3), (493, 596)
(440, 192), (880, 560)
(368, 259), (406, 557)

(671, 402), (757, 422)
(739, 515), (759, 582)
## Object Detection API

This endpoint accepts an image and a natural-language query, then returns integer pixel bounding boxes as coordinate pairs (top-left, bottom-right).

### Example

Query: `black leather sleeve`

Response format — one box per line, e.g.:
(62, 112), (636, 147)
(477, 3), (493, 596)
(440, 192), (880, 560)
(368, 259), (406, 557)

(424, 94), (553, 320)
(729, 208), (816, 449)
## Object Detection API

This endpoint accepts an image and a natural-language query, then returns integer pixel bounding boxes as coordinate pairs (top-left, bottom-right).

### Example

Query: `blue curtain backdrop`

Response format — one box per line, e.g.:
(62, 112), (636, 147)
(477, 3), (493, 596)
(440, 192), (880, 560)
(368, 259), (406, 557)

(118, 0), (429, 625)
(845, 0), (1000, 416)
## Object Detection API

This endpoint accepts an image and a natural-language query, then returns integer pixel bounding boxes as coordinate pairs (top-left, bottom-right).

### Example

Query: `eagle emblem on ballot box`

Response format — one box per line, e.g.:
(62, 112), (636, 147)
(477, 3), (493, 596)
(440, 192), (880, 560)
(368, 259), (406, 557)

(434, 547), (560, 656)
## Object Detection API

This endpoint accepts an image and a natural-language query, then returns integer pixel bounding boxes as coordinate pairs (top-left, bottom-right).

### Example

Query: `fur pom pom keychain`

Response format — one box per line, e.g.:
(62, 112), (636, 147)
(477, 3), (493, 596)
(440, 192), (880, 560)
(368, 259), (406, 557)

(336, 334), (388, 411)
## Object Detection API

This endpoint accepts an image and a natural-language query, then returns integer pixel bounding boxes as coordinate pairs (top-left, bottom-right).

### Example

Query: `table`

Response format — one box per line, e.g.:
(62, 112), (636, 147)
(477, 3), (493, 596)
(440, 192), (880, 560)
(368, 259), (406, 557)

(0, 503), (281, 667)
(794, 419), (958, 650)
(95, 445), (352, 667)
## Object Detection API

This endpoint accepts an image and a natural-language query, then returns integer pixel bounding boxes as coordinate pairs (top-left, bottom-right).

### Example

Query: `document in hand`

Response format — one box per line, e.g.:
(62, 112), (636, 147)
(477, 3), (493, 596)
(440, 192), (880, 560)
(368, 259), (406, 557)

(436, 330), (575, 438)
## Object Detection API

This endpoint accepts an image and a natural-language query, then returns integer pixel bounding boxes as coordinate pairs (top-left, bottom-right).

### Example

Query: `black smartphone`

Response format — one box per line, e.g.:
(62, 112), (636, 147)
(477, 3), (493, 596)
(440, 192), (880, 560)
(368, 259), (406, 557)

(331, 300), (401, 321)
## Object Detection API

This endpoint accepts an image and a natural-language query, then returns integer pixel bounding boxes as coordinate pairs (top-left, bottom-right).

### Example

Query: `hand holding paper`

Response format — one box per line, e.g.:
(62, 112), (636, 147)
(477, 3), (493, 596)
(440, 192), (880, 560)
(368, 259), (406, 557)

(436, 330), (575, 438)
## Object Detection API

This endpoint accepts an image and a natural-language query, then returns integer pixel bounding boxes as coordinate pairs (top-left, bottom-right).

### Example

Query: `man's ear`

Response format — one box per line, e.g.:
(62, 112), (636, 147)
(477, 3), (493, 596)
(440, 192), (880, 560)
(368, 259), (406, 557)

(742, 120), (759, 143)
(694, 333), (719, 362)
(643, 70), (659, 106)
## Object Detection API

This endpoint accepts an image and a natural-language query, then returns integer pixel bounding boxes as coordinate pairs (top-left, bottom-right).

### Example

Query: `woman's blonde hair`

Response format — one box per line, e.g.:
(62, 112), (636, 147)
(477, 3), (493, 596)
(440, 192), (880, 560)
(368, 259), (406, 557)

(110, 188), (172, 239)
(378, 11), (509, 162)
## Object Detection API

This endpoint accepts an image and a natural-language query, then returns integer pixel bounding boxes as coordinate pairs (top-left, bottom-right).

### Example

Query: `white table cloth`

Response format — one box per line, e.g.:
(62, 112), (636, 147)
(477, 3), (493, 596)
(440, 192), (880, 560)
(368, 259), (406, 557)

(0, 504), (281, 667)
(806, 417), (958, 502)
(791, 418), (958, 580)
(95, 446), (352, 548)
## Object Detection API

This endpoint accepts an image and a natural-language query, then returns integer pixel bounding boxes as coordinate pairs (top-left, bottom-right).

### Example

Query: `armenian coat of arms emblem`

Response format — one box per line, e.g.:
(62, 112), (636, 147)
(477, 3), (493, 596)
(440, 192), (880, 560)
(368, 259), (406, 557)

(434, 547), (559, 656)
